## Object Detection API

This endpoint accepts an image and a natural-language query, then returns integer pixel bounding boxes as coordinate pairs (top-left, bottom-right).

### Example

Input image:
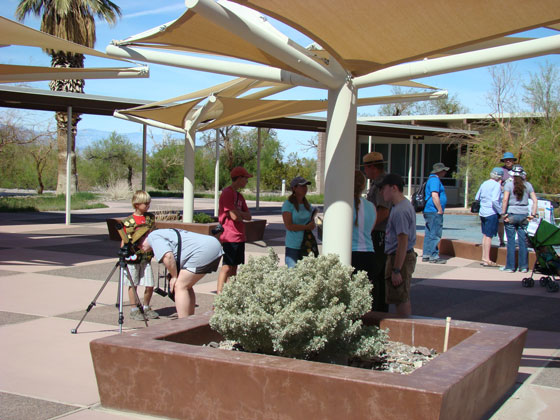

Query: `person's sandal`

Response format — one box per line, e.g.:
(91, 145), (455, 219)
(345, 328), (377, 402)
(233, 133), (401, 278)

(482, 261), (499, 267)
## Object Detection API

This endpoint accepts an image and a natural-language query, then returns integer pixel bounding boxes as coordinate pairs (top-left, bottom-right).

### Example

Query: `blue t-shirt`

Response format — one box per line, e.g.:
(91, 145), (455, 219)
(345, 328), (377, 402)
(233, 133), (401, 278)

(282, 200), (314, 249)
(352, 197), (376, 252)
(424, 174), (447, 213)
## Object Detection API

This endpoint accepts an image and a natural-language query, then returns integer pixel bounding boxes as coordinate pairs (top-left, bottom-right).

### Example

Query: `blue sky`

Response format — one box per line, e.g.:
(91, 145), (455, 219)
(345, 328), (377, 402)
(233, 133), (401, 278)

(2, 0), (559, 159)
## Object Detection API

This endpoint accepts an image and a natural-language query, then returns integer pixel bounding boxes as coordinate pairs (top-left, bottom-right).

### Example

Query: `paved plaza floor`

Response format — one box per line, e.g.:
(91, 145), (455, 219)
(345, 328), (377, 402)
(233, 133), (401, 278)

(0, 198), (558, 419)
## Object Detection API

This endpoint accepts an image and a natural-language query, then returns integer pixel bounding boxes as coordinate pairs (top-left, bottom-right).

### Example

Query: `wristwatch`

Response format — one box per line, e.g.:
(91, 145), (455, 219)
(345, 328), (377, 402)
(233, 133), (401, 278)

(392, 267), (401, 274)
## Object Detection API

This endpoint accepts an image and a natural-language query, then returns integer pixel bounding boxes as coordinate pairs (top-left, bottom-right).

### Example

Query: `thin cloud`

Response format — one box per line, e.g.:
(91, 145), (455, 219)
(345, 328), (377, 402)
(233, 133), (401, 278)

(124, 4), (185, 19)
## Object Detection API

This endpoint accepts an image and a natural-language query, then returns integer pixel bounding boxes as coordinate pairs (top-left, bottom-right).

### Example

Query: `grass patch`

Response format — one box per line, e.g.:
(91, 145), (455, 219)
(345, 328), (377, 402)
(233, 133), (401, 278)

(0, 192), (108, 212)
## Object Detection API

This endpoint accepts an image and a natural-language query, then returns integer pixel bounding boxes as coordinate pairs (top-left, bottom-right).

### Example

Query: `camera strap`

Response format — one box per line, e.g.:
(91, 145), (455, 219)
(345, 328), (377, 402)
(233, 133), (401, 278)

(172, 229), (182, 274)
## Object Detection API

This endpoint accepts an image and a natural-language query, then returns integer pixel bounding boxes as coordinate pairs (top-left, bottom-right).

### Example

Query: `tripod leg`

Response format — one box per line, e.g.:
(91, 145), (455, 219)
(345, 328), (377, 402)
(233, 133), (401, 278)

(124, 265), (149, 327)
(71, 262), (120, 334)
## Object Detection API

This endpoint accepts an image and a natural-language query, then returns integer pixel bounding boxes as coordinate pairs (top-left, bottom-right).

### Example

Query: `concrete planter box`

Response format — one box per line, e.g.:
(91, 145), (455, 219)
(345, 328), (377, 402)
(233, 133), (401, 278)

(90, 313), (526, 420)
(106, 218), (267, 242)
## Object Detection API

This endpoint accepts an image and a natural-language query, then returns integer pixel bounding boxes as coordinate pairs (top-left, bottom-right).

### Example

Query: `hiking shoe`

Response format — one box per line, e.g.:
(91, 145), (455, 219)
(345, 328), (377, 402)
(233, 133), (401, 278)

(429, 258), (447, 264)
(143, 307), (160, 319)
(130, 310), (146, 321)
(499, 267), (515, 273)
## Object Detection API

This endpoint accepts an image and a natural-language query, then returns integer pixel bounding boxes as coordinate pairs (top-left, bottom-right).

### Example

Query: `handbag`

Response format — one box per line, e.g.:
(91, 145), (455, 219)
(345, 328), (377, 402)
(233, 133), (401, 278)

(300, 211), (319, 258)
(470, 199), (481, 213)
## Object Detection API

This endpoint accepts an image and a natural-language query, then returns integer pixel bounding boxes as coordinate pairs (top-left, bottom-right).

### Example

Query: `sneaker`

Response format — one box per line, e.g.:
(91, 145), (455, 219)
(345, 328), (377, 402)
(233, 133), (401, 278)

(429, 258), (447, 264)
(499, 267), (515, 273)
(130, 310), (146, 321)
(422, 257), (430, 262)
(143, 307), (160, 319)
(519, 268), (529, 273)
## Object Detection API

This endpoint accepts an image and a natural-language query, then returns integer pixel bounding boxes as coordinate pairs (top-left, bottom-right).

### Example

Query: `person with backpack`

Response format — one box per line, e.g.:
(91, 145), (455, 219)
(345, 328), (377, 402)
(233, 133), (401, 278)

(422, 163), (449, 264)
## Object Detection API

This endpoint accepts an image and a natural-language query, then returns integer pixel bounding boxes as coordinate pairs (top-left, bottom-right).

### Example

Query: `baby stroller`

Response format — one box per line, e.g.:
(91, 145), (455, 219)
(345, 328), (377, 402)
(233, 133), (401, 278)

(521, 219), (560, 292)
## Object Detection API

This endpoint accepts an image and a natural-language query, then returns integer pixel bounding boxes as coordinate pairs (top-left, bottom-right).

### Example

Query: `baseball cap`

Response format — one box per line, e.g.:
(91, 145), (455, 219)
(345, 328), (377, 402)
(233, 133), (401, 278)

(490, 167), (504, 177)
(362, 151), (386, 165)
(290, 176), (311, 189)
(230, 166), (253, 179)
(379, 173), (404, 189)
(431, 162), (450, 174)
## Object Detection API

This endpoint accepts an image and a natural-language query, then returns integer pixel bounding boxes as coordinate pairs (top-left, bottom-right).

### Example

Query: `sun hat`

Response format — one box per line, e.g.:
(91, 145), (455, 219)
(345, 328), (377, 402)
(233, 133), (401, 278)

(510, 164), (527, 179)
(430, 162), (450, 174)
(500, 152), (517, 162)
(290, 176), (312, 189)
(362, 151), (387, 165)
(230, 166), (253, 179)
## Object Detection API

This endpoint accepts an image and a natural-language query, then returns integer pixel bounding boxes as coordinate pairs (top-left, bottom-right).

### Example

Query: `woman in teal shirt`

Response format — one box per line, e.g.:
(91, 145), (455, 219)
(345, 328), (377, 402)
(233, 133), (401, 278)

(282, 176), (316, 268)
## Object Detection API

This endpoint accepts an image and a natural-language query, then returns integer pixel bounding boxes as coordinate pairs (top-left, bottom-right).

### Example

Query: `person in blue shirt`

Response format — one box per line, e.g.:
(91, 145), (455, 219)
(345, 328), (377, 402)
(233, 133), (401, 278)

(282, 176), (316, 268)
(422, 162), (449, 264)
(475, 167), (503, 267)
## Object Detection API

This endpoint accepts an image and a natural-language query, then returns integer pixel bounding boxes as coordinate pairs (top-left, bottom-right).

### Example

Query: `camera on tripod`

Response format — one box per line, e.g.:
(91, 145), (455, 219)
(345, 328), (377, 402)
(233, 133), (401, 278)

(114, 222), (149, 264)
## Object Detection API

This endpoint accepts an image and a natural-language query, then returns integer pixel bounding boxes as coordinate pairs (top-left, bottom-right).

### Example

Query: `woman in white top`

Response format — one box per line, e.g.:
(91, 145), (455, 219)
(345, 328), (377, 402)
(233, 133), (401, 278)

(351, 171), (377, 310)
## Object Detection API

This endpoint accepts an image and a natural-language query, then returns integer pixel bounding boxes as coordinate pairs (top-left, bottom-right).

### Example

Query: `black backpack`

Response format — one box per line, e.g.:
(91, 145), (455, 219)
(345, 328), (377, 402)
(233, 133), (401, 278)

(411, 181), (427, 212)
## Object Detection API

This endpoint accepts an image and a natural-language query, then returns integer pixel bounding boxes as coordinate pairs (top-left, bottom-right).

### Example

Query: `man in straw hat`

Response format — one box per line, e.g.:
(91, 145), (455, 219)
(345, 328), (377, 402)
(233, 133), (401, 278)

(422, 162), (449, 264)
(362, 151), (391, 312)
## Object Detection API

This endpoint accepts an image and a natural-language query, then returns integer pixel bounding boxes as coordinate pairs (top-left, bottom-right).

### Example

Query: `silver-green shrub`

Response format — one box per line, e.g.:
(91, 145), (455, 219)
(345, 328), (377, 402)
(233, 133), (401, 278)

(210, 249), (387, 362)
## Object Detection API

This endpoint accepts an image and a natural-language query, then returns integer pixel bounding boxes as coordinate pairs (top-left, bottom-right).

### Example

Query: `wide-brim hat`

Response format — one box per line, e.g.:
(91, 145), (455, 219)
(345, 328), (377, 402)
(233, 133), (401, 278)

(290, 176), (312, 189)
(500, 152), (517, 162)
(230, 166), (253, 178)
(431, 162), (450, 174)
(362, 151), (387, 165)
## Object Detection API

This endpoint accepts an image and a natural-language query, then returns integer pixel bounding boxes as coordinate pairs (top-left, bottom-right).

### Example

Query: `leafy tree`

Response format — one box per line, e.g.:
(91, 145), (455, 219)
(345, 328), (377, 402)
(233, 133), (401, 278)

(16, 0), (121, 194)
(148, 136), (184, 190)
(523, 61), (560, 123)
(81, 132), (141, 189)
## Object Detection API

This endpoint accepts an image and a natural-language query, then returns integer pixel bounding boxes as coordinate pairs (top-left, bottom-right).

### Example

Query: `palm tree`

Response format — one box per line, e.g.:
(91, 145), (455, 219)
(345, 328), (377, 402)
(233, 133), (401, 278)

(16, 0), (121, 194)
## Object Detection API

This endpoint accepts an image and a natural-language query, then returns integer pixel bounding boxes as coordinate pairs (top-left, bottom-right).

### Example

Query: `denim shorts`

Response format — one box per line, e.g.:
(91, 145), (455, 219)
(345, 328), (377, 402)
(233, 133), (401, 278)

(480, 214), (499, 237)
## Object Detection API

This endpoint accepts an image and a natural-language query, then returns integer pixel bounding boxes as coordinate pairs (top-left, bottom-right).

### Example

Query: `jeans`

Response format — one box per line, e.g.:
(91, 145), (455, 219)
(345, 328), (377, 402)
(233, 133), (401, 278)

(285, 247), (302, 268)
(504, 214), (529, 271)
(423, 212), (443, 260)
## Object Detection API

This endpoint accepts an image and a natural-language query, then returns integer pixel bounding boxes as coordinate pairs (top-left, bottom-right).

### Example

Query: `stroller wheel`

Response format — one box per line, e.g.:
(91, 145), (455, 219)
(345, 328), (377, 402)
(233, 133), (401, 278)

(539, 276), (549, 287)
(522, 278), (534, 288)
(546, 281), (559, 293)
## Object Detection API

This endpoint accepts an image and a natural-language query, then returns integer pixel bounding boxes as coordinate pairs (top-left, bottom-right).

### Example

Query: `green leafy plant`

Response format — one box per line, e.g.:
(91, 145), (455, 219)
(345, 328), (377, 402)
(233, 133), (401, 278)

(210, 249), (387, 362)
(192, 212), (215, 223)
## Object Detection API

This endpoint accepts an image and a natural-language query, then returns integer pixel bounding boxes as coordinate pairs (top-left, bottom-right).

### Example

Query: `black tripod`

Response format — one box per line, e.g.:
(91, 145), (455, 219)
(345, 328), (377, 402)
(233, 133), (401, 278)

(71, 246), (148, 334)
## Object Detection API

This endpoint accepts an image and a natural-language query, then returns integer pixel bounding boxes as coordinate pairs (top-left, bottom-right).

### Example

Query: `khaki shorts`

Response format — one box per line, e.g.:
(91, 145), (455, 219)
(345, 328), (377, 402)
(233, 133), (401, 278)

(384, 251), (417, 304)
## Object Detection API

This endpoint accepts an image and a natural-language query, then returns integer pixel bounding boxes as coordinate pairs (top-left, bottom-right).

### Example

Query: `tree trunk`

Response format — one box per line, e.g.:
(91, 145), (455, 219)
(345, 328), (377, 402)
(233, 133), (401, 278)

(316, 132), (326, 194)
(51, 52), (84, 195)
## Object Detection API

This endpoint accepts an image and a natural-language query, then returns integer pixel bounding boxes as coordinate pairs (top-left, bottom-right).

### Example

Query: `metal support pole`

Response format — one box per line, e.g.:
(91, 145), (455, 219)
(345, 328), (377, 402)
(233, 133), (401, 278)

(142, 124), (147, 191)
(464, 144), (470, 208)
(407, 136), (413, 199)
(256, 128), (261, 210)
(183, 126), (195, 223)
(214, 129), (220, 217)
(65, 106), (72, 225)
(366, 135), (372, 191)
(420, 143), (426, 185)
(322, 83), (357, 265)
